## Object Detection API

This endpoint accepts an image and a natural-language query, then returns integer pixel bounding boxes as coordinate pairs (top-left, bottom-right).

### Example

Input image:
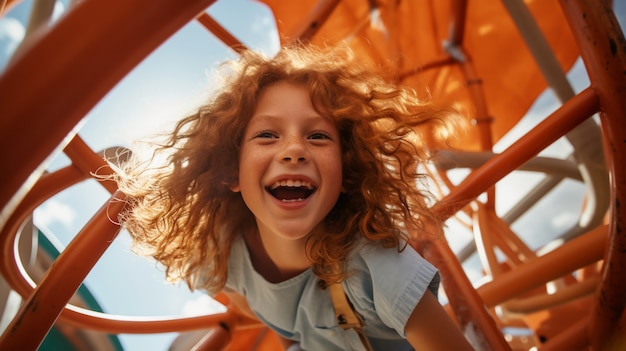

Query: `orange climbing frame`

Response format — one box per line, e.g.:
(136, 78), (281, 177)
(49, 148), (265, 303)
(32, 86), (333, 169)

(0, 0), (624, 350)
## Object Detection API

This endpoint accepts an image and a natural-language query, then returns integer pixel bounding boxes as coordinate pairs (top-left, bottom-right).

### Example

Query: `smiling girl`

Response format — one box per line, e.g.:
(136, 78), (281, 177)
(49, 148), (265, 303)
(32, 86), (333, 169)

(115, 44), (473, 350)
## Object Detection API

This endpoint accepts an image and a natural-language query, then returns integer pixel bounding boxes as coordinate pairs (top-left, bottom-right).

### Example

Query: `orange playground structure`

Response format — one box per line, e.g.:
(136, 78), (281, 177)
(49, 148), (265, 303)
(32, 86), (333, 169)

(0, 0), (624, 350)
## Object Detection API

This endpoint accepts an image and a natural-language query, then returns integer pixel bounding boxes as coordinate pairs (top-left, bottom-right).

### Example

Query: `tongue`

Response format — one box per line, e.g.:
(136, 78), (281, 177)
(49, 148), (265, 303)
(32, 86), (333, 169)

(272, 187), (309, 201)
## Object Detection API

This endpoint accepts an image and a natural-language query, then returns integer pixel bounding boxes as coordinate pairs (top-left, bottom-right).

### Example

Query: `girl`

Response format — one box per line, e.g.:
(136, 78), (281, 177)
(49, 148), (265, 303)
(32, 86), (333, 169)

(115, 44), (473, 350)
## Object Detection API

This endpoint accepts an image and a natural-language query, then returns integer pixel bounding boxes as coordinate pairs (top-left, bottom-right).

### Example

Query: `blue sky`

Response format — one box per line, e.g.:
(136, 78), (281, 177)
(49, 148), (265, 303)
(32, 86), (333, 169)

(1, 1), (624, 350)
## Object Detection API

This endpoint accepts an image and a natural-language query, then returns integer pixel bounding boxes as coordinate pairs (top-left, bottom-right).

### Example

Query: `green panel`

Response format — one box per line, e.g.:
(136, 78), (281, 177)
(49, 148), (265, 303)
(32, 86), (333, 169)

(37, 229), (125, 351)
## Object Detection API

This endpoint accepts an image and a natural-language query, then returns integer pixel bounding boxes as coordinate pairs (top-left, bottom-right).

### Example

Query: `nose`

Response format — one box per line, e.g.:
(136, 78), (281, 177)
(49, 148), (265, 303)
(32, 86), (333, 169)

(279, 136), (309, 164)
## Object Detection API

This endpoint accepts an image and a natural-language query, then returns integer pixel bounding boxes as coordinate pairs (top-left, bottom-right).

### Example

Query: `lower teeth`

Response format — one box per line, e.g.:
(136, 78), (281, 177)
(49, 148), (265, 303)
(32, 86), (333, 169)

(281, 198), (304, 202)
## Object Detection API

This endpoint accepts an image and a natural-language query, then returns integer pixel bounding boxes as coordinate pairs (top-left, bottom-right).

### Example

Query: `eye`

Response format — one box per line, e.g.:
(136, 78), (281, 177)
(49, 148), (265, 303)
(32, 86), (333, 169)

(253, 130), (278, 139)
(308, 131), (332, 140)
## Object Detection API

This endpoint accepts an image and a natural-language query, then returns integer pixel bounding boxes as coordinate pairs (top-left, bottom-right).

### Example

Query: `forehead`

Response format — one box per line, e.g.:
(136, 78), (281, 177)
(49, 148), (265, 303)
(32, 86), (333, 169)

(249, 82), (336, 126)
(254, 82), (311, 110)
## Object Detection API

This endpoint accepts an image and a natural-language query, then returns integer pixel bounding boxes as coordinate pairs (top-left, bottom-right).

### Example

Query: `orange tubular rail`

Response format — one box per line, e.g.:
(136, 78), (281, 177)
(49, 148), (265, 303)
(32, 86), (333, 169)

(559, 0), (626, 349)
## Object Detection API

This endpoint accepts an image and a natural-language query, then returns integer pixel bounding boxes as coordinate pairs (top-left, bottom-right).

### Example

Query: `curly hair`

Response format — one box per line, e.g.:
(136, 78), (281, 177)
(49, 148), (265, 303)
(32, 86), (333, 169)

(115, 43), (459, 295)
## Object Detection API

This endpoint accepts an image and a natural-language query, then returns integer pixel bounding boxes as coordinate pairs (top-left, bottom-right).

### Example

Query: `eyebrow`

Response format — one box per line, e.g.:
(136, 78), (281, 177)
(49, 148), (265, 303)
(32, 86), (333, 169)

(248, 113), (334, 126)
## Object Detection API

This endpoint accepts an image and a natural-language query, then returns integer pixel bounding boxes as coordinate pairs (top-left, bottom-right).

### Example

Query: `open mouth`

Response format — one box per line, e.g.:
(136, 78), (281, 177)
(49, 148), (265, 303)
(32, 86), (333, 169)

(266, 180), (316, 202)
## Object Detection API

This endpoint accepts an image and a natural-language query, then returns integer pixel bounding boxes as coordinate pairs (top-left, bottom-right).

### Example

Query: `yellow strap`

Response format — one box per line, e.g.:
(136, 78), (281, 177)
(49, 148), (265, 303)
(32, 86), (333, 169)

(328, 281), (375, 351)
(328, 281), (363, 329)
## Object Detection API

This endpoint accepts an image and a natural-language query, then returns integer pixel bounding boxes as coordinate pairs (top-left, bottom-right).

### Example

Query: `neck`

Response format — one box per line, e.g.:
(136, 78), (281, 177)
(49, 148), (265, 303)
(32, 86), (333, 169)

(244, 229), (311, 283)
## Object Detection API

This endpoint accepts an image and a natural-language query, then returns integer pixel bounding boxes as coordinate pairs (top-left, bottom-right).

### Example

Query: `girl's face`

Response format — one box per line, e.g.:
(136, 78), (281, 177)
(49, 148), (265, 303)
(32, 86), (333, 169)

(232, 82), (343, 243)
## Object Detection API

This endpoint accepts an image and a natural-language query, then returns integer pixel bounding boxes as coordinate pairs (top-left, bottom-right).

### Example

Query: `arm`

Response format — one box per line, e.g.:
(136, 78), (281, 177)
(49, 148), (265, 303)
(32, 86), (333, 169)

(222, 288), (300, 351)
(405, 290), (475, 350)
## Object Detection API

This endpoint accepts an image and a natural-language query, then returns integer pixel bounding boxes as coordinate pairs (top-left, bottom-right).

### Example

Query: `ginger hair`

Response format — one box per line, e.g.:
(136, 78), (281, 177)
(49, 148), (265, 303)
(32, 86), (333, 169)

(115, 44), (459, 294)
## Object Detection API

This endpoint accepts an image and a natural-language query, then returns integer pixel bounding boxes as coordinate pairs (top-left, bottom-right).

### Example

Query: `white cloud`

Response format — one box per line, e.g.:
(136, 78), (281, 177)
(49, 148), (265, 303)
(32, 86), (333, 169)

(252, 14), (280, 55)
(181, 294), (226, 316)
(52, 0), (66, 22)
(550, 211), (578, 232)
(0, 17), (25, 57)
(33, 199), (77, 231)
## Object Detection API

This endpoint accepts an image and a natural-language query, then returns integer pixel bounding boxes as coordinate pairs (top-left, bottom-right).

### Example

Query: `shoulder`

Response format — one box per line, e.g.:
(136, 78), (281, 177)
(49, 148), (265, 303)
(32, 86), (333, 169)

(349, 242), (438, 286)
(224, 236), (249, 294)
(343, 241), (441, 336)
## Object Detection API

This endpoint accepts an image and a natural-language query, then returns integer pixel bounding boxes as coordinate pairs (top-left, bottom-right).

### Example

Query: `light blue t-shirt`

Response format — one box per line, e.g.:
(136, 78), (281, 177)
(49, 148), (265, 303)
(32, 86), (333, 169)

(226, 237), (440, 351)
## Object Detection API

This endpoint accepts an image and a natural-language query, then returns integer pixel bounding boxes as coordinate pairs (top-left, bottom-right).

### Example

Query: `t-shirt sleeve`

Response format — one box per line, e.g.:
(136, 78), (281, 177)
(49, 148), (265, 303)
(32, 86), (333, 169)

(224, 237), (246, 296)
(351, 243), (440, 337)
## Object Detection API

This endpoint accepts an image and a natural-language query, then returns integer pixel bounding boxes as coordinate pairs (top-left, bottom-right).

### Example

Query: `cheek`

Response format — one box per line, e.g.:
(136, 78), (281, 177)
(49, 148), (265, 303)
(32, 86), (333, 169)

(236, 148), (270, 191)
(323, 150), (344, 189)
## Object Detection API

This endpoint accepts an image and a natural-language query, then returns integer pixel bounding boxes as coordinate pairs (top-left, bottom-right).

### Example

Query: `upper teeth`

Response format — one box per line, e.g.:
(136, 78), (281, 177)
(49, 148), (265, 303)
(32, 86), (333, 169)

(269, 180), (314, 189)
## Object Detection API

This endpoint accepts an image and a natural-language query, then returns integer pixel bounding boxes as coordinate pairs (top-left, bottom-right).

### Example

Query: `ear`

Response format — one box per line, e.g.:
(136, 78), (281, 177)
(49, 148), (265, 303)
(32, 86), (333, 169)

(230, 182), (240, 192)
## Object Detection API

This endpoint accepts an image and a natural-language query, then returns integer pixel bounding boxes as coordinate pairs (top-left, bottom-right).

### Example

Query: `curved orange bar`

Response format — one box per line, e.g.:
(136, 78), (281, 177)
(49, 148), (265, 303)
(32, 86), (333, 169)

(55, 291), (262, 334)
(0, 0), (216, 220)
(57, 305), (238, 335)
(559, 0), (626, 349)
(0, 190), (253, 348)
(0, 152), (256, 340)
(0, 191), (125, 350)
(0, 165), (88, 296)
(477, 225), (607, 308)
(1, 135), (126, 298)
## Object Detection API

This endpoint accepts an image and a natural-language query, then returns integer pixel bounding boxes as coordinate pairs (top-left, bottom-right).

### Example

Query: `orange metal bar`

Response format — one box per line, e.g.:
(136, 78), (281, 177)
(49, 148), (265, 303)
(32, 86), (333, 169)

(33, 303), (247, 338)
(0, 191), (125, 349)
(459, 59), (494, 153)
(0, 165), (88, 297)
(55, 292), (262, 334)
(448, 0), (495, 158)
(490, 211), (535, 262)
(448, 0), (467, 46)
(63, 136), (119, 194)
(477, 224), (607, 308)
(433, 87), (599, 220)
(57, 307), (239, 334)
(189, 325), (232, 351)
(195, 12), (247, 53)
(473, 205), (503, 277)
(504, 276), (600, 314)
(417, 236), (512, 350)
(397, 56), (456, 81)
(536, 317), (589, 351)
(0, 0), (216, 220)
(458, 56), (498, 210)
(0, 0), (14, 15)
(558, 1), (626, 349)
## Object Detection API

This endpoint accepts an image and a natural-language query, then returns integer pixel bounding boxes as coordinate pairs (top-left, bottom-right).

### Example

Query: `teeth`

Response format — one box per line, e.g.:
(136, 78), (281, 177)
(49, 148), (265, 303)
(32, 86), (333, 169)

(269, 180), (314, 190)
(281, 198), (305, 202)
